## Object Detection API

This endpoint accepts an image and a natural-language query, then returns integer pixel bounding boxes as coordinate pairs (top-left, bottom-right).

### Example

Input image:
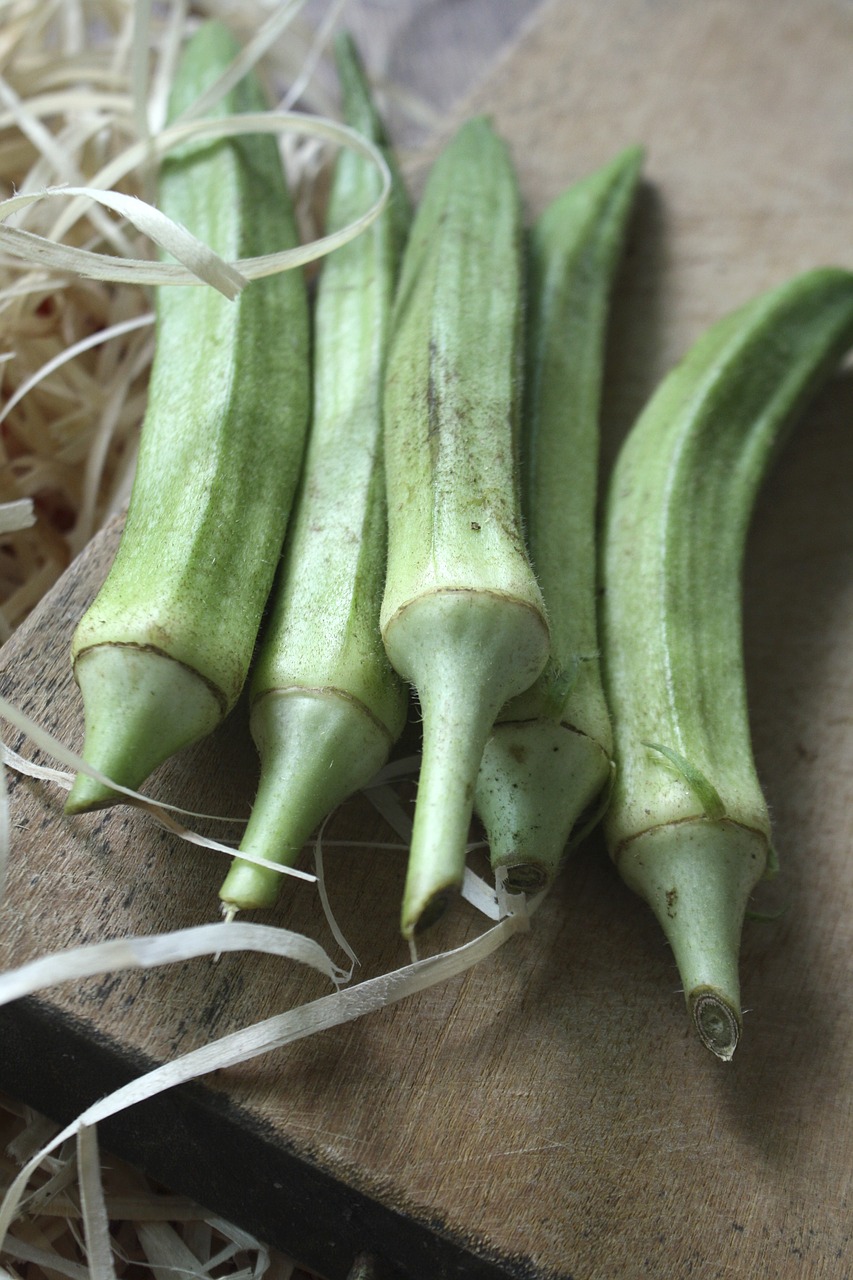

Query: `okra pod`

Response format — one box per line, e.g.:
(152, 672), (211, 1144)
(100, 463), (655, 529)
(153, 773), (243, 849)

(65, 22), (310, 812)
(475, 146), (642, 893)
(381, 118), (550, 938)
(600, 266), (853, 1058)
(218, 34), (410, 912)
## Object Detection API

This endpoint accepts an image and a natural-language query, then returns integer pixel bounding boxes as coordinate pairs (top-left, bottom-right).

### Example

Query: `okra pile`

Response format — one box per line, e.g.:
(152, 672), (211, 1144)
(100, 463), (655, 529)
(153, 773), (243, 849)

(66, 22), (853, 1059)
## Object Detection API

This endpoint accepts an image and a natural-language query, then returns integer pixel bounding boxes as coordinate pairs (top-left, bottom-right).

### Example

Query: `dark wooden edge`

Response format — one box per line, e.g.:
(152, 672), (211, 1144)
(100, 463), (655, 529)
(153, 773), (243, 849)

(0, 997), (560, 1280)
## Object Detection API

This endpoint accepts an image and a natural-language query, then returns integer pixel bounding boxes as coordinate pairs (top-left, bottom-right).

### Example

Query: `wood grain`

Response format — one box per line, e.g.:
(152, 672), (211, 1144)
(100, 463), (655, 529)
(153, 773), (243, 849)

(2, 1), (853, 1277)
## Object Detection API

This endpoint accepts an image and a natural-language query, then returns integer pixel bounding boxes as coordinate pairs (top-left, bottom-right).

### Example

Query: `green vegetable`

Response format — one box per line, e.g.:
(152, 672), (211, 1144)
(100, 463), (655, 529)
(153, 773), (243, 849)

(600, 266), (853, 1058)
(380, 117), (550, 938)
(475, 146), (642, 893)
(65, 21), (310, 813)
(218, 33), (410, 913)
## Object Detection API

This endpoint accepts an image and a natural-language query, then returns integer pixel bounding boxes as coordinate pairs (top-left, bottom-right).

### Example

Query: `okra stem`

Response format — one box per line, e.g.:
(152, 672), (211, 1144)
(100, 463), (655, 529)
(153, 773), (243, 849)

(380, 118), (550, 938)
(218, 33), (410, 911)
(600, 266), (853, 1057)
(474, 146), (642, 892)
(387, 589), (548, 929)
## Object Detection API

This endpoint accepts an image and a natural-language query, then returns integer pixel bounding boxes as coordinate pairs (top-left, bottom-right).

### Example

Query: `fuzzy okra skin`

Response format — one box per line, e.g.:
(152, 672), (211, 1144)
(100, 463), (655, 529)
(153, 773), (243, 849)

(218, 33), (411, 912)
(381, 117), (550, 938)
(600, 266), (853, 1059)
(65, 22), (309, 813)
(474, 146), (642, 894)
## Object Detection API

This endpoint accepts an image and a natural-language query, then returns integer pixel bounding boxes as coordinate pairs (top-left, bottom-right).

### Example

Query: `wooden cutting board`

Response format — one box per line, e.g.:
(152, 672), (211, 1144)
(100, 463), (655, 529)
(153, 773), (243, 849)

(2, 1), (853, 1276)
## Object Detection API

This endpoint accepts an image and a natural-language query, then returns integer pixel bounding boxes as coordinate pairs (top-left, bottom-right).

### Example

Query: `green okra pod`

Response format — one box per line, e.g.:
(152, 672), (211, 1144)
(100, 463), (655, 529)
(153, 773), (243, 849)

(381, 117), (550, 938)
(218, 33), (410, 912)
(600, 266), (853, 1058)
(66, 22), (309, 813)
(475, 145), (643, 893)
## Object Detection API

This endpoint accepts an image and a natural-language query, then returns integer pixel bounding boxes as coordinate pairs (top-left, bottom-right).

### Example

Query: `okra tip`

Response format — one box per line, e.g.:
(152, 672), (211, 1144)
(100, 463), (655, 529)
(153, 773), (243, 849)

(477, 720), (613, 893)
(614, 818), (768, 1060)
(218, 688), (400, 912)
(65, 642), (223, 813)
(389, 591), (550, 940)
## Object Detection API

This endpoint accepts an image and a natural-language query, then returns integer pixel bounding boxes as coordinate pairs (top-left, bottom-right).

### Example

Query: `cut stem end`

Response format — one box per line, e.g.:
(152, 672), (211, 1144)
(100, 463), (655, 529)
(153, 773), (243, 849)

(501, 864), (549, 895)
(413, 890), (452, 934)
(691, 990), (741, 1061)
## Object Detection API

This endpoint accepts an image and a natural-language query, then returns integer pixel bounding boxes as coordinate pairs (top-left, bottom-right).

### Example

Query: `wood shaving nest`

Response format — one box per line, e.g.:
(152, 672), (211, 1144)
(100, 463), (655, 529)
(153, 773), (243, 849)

(0, 1090), (323, 1278)
(0, 0), (350, 644)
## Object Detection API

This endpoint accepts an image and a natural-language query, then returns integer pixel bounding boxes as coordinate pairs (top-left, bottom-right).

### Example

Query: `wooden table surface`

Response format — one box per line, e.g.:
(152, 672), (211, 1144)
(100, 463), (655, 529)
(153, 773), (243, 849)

(2, 2), (853, 1277)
